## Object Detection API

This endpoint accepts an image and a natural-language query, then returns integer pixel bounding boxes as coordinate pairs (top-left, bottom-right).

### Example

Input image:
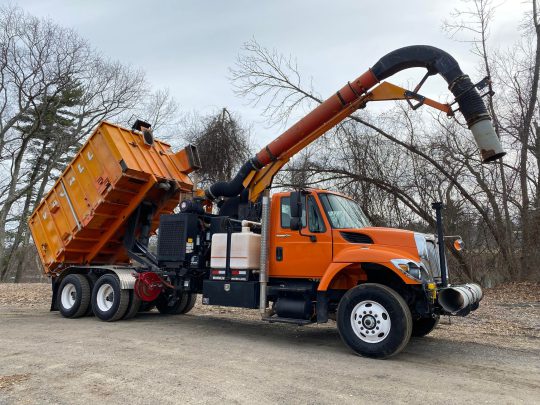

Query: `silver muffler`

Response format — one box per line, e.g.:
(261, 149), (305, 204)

(438, 283), (483, 315)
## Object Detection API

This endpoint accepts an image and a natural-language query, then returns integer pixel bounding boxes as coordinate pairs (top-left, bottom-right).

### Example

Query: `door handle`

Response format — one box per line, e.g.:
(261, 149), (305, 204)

(276, 234), (290, 238)
(276, 247), (283, 261)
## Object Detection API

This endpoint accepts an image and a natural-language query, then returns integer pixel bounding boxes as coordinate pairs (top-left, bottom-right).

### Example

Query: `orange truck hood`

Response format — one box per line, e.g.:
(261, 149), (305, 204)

(345, 227), (417, 248)
(333, 227), (421, 265)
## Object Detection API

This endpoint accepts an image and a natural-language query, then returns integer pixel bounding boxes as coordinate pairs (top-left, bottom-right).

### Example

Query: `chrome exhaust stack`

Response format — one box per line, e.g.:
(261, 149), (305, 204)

(259, 190), (271, 317)
(438, 283), (483, 315)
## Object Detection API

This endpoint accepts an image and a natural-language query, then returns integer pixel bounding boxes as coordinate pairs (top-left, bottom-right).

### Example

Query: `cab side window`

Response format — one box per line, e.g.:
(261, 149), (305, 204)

(281, 195), (324, 232)
(280, 196), (306, 228)
(307, 196), (325, 233)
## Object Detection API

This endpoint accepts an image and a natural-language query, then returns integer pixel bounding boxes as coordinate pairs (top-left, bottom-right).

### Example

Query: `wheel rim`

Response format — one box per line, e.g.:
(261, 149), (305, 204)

(350, 300), (391, 343)
(61, 283), (77, 310)
(96, 284), (114, 312)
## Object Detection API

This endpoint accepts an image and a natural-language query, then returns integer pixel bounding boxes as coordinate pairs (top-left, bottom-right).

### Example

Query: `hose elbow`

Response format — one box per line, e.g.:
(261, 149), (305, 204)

(205, 158), (261, 200)
(371, 45), (505, 163)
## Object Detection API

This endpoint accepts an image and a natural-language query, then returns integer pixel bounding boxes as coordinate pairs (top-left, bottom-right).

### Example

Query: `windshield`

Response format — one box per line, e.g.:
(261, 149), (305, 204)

(319, 193), (371, 229)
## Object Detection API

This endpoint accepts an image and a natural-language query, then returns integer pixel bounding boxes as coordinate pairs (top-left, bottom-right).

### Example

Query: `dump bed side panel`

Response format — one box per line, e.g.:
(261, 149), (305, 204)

(28, 121), (194, 275)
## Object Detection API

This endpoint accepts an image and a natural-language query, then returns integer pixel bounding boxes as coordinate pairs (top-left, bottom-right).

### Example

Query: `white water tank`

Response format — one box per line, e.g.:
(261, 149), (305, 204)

(210, 227), (261, 269)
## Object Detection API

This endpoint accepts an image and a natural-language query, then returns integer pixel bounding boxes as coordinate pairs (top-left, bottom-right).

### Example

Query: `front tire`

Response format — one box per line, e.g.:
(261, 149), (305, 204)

(412, 315), (440, 337)
(337, 283), (412, 359)
(91, 274), (129, 322)
(57, 274), (91, 319)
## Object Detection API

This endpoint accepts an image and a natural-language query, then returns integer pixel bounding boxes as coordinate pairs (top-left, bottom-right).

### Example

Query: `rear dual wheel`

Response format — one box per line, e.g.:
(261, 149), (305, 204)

(58, 273), (141, 321)
(57, 274), (91, 318)
(91, 274), (130, 322)
(122, 290), (142, 320)
(156, 292), (197, 315)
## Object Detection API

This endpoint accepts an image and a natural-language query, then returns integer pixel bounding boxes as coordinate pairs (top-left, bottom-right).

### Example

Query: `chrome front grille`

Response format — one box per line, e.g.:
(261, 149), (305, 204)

(423, 239), (442, 279)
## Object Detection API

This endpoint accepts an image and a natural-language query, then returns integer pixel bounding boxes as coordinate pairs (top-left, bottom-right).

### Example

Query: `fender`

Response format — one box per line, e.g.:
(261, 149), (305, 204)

(54, 265), (136, 289)
(318, 246), (421, 291)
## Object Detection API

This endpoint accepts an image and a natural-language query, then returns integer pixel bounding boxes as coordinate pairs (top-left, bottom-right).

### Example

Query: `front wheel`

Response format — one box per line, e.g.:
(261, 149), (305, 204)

(337, 283), (412, 359)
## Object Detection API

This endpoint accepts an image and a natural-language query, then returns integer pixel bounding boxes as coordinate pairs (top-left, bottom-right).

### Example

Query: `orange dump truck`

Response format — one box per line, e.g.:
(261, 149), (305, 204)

(30, 45), (503, 358)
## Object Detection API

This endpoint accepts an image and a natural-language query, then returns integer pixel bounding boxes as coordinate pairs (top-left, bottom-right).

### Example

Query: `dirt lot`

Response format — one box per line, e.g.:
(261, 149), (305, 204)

(0, 283), (539, 404)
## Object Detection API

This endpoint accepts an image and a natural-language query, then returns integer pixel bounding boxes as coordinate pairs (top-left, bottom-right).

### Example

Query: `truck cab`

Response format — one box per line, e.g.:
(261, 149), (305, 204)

(266, 189), (439, 324)
(270, 189), (432, 288)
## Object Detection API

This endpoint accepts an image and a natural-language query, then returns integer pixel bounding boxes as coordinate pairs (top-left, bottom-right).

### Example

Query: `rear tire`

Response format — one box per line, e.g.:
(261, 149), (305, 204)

(412, 315), (440, 337)
(156, 292), (194, 315)
(138, 301), (155, 312)
(84, 274), (97, 316)
(57, 274), (91, 319)
(123, 290), (142, 320)
(91, 274), (129, 322)
(182, 293), (197, 314)
(337, 283), (412, 359)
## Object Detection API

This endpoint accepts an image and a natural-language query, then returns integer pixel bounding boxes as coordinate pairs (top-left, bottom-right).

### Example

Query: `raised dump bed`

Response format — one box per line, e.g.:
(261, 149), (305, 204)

(28, 121), (198, 275)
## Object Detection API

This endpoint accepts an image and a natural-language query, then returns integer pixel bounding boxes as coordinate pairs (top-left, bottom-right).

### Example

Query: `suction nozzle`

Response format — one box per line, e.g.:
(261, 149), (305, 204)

(469, 118), (505, 163)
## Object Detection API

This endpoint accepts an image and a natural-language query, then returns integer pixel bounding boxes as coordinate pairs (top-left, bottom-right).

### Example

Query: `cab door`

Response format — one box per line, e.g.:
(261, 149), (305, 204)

(269, 193), (333, 278)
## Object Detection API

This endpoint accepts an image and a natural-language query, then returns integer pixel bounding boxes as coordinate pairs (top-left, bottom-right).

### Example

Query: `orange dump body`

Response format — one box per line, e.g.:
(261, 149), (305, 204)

(28, 121), (195, 275)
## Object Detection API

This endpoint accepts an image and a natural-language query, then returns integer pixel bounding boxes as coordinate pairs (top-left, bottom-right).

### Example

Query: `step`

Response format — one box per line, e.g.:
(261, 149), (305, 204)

(262, 316), (313, 326)
(266, 285), (313, 294)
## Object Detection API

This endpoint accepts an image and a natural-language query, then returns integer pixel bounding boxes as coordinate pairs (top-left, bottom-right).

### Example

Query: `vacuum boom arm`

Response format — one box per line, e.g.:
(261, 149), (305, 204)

(205, 45), (505, 203)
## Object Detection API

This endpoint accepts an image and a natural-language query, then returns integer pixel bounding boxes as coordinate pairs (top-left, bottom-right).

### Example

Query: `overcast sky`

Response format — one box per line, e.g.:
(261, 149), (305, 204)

(8, 0), (528, 147)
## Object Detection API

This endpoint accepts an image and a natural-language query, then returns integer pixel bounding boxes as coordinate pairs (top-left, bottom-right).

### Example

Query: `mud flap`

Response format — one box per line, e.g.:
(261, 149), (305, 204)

(316, 291), (328, 323)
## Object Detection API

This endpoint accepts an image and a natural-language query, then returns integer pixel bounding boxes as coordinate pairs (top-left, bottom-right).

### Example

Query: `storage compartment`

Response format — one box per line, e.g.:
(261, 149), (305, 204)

(202, 280), (260, 308)
(210, 228), (261, 269)
(28, 121), (195, 274)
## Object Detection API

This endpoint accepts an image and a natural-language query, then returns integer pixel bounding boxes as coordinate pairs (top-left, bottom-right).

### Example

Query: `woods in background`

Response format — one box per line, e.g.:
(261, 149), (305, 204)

(0, 1), (538, 286)
(0, 6), (179, 281)
(230, 0), (540, 285)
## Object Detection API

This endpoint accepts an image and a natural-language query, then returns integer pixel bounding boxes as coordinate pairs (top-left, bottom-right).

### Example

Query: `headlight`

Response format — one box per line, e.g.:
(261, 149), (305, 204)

(390, 258), (423, 281)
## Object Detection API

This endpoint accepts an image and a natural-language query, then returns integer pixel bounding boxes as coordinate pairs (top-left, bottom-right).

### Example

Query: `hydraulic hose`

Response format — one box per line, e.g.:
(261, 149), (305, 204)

(205, 45), (505, 200)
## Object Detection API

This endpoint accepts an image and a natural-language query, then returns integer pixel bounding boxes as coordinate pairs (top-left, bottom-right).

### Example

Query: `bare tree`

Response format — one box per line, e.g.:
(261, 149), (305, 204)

(183, 108), (252, 188)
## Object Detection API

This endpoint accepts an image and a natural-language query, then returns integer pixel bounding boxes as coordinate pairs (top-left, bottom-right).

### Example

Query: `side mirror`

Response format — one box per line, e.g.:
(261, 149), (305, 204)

(290, 217), (301, 231)
(290, 191), (302, 218)
(289, 191), (302, 231)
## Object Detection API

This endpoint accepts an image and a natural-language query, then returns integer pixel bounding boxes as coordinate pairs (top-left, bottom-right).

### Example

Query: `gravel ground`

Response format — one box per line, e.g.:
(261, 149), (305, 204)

(0, 282), (539, 404)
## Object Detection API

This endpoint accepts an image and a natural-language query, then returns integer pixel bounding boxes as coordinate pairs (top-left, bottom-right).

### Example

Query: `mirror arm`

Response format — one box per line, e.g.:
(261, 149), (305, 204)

(299, 228), (317, 242)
